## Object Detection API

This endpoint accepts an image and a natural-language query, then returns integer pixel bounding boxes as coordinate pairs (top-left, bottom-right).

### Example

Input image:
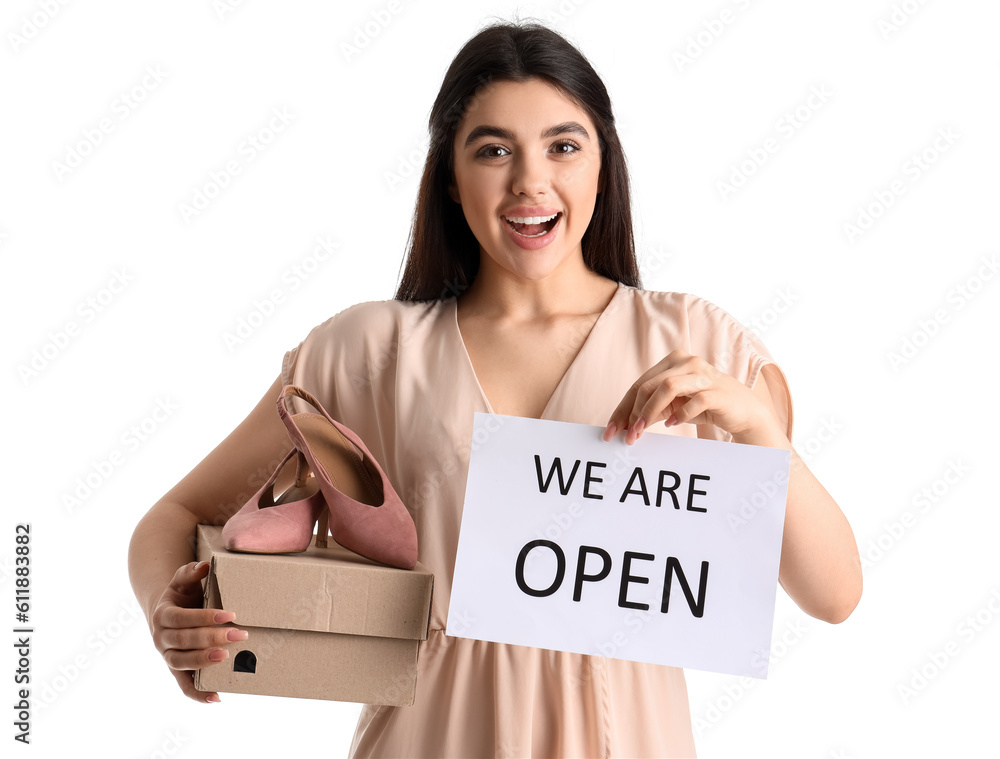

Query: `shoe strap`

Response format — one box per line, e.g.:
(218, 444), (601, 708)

(276, 385), (373, 467)
(260, 447), (299, 508)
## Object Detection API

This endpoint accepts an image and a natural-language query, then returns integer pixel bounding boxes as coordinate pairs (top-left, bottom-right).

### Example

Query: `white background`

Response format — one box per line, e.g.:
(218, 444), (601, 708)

(2, 1), (997, 757)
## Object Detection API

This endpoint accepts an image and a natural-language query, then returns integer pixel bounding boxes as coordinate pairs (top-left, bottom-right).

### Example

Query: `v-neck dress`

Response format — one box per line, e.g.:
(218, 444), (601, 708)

(281, 281), (794, 759)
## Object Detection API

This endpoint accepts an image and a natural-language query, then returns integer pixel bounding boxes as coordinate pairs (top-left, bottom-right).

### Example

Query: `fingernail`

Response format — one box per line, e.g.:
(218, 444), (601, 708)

(214, 611), (235, 624)
(665, 414), (678, 427)
(633, 416), (645, 435)
(195, 561), (208, 570)
(206, 694), (220, 703)
(227, 629), (249, 642)
(209, 649), (229, 662)
(604, 421), (617, 439)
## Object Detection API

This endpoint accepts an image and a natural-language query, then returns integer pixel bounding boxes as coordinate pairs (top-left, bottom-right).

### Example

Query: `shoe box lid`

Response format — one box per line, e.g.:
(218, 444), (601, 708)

(196, 524), (433, 641)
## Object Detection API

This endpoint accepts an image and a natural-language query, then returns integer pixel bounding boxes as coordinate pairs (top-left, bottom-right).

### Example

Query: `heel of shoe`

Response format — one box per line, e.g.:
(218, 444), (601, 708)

(315, 503), (329, 548)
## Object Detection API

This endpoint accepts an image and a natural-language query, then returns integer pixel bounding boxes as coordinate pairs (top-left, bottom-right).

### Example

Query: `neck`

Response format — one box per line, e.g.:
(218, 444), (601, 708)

(458, 250), (619, 322)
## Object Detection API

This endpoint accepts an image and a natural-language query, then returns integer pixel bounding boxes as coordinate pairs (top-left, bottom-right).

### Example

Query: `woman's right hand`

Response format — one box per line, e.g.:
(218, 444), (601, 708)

(150, 560), (249, 703)
(130, 374), (285, 703)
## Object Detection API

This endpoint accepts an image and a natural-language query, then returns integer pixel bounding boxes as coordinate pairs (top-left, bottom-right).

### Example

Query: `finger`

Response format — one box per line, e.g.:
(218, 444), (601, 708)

(605, 375), (665, 440)
(670, 389), (720, 427)
(157, 604), (235, 630)
(159, 622), (248, 653)
(163, 643), (232, 672)
(636, 373), (714, 431)
(602, 353), (703, 441)
(171, 666), (221, 704)
(157, 565), (208, 616)
(618, 374), (700, 445)
(602, 373), (652, 440)
(174, 559), (210, 585)
(161, 560), (212, 604)
(603, 397), (632, 441)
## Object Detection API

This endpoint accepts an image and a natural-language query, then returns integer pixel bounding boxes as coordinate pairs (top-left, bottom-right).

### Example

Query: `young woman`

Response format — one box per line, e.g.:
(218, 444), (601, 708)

(129, 19), (862, 758)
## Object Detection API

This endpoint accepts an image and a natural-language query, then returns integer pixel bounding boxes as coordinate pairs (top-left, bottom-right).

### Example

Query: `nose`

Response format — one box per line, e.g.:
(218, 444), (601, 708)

(510, 149), (550, 198)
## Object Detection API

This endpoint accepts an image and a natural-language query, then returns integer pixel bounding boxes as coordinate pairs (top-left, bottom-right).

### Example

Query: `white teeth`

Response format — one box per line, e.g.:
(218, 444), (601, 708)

(504, 213), (559, 224)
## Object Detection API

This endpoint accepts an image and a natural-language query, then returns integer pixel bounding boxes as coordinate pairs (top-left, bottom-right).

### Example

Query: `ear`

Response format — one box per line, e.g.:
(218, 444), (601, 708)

(596, 164), (604, 195)
(448, 179), (460, 205)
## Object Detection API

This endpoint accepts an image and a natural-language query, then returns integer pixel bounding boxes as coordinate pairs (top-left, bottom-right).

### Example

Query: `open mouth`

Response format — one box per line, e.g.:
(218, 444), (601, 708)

(503, 213), (561, 238)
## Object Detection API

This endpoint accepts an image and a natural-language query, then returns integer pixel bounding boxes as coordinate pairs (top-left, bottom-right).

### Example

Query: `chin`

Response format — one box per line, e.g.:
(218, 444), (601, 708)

(508, 254), (572, 279)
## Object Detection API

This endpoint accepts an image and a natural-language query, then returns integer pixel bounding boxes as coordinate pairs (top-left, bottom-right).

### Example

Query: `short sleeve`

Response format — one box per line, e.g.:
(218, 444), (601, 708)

(281, 313), (341, 418)
(280, 300), (402, 420)
(685, 295), (795, 443)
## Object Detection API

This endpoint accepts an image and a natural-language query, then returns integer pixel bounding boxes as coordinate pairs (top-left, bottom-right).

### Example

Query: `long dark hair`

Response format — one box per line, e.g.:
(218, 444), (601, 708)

(393, 19), (642, 302)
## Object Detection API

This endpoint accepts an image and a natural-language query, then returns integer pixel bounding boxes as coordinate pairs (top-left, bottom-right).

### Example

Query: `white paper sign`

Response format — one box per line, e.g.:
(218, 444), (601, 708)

(447, 413), (790, 678)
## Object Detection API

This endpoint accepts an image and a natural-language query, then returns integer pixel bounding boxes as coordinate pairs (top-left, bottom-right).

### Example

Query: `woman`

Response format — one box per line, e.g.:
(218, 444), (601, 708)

(129, 19), (862, 757)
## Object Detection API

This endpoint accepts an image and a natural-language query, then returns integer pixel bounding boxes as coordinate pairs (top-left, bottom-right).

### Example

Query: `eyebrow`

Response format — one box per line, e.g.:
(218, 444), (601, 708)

(463, 121), (591, 148)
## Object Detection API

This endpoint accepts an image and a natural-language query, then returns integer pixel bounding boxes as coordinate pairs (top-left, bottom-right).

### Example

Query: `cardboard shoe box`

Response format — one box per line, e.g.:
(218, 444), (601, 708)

(193, 523), (434, 706)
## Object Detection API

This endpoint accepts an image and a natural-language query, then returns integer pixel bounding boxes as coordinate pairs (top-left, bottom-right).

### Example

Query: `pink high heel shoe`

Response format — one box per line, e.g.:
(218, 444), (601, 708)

(222, 448), (329, 554)
(276, 385), (418, 570)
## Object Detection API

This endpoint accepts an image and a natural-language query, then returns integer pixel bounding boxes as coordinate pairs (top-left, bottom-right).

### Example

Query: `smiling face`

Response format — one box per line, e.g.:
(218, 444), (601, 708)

(449, 77), (603, 285)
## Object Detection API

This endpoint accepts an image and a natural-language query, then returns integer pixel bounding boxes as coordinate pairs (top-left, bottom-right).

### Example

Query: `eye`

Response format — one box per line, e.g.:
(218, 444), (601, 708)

(477, 144), (510, 160)
(552, 140), (582, 155)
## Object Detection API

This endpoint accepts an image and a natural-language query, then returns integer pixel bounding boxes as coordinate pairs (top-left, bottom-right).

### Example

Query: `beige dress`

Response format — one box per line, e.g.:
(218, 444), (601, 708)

(281, 281), (794, 758)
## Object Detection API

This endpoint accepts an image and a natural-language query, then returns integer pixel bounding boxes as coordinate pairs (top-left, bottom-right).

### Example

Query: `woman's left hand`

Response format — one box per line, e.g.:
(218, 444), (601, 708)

(602, 349), (779, 445)
(603, 349), (863, 624)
